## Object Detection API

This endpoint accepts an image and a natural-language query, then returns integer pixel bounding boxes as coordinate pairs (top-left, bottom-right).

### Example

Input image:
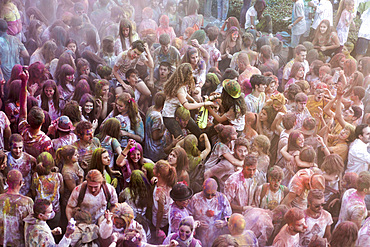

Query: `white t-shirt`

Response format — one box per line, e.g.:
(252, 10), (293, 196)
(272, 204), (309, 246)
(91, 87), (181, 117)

(312, 0), (333, 29)
(162, 86), (187, 118)
(299, 210), (333, 247)
(358, 8), (370, 40)
(245, 6), (258, 29)
(67, 182), (118, 224)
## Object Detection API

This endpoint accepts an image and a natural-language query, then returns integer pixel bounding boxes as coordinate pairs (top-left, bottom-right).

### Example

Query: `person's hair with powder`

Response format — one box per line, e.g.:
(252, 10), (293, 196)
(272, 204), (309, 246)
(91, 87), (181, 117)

(86, 169), (105, 184)
(299, 146), (315, 163)
(154, 160), (177, 187)
(321, 154), (344, 176)
(356, 171), (370, 192)
(330, 221), (358, 247)
(284, 207), (304, 225)
(212, 234), (239, 247)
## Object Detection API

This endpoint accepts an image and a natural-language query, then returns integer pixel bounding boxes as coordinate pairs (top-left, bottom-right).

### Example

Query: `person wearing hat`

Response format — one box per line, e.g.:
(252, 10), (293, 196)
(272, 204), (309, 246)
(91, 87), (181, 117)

(0, 169), (34, 246)
(281, 168), (325, 210)
(244, 74), (267, 114)
(206, 79), (246, 134)
(49, 116), (78, 152)
(201, 73), (221, 97)
(0, 19), (29, 82)
(169, 183), (194, 234)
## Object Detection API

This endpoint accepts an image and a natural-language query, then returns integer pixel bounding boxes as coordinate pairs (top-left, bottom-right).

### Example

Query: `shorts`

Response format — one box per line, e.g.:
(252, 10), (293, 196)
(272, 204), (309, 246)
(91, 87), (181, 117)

(355, 37), (370, 55)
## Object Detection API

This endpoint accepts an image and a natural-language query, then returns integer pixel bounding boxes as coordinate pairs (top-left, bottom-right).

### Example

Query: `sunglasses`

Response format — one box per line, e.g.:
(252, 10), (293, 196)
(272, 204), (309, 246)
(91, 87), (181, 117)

(313, 203), (325, 208)
(204, 192), (216, 198)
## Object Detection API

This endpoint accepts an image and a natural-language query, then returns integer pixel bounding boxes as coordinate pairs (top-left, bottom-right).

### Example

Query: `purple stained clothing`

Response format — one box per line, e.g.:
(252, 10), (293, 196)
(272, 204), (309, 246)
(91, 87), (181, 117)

(224, 170), (259, 208)
(18, 119), (53, 159)
(7, 152), (36, 196)
(0, 193), (34, 246)
(188, 191), (232, 247)
(169, 202), (191, 235)
(51, 133), (78, 152)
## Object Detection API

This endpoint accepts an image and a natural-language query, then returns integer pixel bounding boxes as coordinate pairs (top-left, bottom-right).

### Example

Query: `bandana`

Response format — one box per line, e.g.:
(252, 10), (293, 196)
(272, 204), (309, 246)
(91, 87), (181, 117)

(206, 73), (220, 86)
(112, 202), (134, 230)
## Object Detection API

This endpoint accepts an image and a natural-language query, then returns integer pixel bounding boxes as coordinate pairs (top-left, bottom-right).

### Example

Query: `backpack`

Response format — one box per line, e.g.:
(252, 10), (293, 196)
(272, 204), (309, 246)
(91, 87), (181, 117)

(189, 162), (205, 194)
(73, 224), (100, 247)
(77, 181), (112, 209)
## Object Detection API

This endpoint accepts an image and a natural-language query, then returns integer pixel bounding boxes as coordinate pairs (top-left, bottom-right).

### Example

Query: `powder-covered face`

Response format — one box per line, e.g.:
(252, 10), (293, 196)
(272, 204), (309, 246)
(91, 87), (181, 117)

(231, 31), (239, 41)
(234, 145), (248, 161)
(67, 43), (77, 53)
(130, 149), (141, 163)
(80, 66), (90, 75)
(44, 86), (55, 99)
(179, 225), (192, 240)
(84, 102), (94, 114)
(291, 217), (307, 233)
(82, 129), (93, 143)
(203, 179), (217, 199)
(269, 177), (282, 191)
(11, 142), (23, 159)
(130, 48), (142, 60)
(66, 74), (74, 82)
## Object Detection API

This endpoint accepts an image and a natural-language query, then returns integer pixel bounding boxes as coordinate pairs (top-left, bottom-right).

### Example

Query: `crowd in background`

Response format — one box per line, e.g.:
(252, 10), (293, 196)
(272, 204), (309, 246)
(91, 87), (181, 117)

(1, 0), (370, 246)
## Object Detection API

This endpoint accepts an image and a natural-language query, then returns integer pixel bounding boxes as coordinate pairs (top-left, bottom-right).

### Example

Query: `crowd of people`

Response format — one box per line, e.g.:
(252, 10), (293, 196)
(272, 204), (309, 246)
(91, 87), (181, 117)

(0, 0), (370, 246)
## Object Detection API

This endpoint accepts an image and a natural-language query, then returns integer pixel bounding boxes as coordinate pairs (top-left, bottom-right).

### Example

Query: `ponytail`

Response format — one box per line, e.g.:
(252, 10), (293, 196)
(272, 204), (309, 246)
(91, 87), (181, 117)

(127, 97), (139, 130)
(167, 165), (177, 187)
(55, 145), (76, 167)
(155, 160), (177, 187)
(36, 152), (55, 175)
(35, 163), (48, 175)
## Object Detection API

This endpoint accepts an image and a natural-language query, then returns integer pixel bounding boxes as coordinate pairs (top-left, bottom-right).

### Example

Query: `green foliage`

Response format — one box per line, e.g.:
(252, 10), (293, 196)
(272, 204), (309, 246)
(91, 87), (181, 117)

(348, 16), (361, 45)
(264, 0), (293, 32)
(228, 0), (293, 32)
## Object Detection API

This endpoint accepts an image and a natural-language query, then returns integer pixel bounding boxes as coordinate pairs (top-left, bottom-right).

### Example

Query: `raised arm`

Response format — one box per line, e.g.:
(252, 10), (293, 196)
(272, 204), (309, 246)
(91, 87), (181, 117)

(199, 133), (211, 160)
(335, 92), (348, 128)
(323, 95), (336, 119)
(19, 72), (29, 122)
